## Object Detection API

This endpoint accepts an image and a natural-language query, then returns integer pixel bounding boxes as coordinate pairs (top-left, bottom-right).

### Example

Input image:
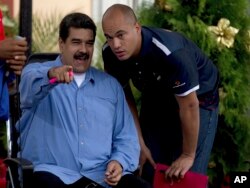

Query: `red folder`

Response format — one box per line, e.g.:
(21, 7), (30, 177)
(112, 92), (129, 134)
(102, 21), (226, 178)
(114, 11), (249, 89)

(153, 163), (208, 188)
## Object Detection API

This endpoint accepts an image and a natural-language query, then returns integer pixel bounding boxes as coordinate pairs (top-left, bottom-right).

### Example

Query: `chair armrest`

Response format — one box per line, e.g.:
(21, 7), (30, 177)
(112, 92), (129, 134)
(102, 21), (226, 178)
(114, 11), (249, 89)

(3, 158), (34, 188)
(4, 158), (33, 170)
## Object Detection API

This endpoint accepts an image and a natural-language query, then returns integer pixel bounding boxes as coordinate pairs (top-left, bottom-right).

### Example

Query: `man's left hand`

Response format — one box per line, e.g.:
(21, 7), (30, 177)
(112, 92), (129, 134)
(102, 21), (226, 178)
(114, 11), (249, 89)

(105, 160), (123, 186)
(164, 153), (194, 184)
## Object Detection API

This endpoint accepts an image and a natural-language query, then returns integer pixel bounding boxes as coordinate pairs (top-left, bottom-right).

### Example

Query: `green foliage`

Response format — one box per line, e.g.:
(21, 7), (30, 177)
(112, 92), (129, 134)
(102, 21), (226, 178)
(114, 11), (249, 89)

(0, 122), (7, 157)
(138, 0), (250, 186)
(93, 23), (105, 70)
(0, 2), (17, 37)
(32, 11), (62, 53)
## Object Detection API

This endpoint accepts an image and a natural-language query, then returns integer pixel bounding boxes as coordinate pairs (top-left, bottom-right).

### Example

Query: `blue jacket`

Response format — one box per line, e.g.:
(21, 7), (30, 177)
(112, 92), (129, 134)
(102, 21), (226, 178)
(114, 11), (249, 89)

(0, 60), (15, 121)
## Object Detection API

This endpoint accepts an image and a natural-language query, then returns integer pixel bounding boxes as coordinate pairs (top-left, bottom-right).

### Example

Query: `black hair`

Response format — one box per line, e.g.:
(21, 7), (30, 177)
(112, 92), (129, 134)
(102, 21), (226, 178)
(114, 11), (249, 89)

(59, 12), (96, 42)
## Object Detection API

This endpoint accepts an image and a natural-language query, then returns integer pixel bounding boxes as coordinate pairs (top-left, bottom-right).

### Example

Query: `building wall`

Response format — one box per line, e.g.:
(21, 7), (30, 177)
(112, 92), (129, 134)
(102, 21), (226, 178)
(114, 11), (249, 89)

(8, 0), (153, 56)
(13, 0), (92, 19)
(92, 0), (153, 22)
(11, 0), (153, 21)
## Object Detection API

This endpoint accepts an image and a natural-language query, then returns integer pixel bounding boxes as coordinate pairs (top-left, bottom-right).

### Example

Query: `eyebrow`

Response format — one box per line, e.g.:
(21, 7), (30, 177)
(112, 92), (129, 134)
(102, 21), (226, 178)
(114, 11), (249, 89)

(71, 38), (95, 43)
(104, 30), (126, 38)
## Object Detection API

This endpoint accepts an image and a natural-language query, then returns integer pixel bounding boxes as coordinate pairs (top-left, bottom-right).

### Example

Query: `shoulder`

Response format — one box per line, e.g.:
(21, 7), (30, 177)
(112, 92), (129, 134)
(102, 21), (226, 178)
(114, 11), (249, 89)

(102, 42), (118, 65)
(25, 55), (61, 68)
(22, 56), (62, 75)
(143, 26), (190, 53)
(102, 42), (113, 55)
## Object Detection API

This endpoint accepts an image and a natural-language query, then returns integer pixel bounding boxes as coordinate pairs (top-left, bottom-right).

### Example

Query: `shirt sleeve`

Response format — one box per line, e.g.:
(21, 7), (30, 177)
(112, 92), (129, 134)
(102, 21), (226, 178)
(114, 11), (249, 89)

(19, 62), (56, 108)
(167, 48), (199, 96)
(109, 80), (140, 173)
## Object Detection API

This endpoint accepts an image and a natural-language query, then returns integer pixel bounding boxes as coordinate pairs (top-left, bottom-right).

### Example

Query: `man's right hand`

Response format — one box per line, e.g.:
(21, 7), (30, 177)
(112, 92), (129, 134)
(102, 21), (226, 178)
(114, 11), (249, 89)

(139, 143), (156, 176)
(48, 65), (74, 84)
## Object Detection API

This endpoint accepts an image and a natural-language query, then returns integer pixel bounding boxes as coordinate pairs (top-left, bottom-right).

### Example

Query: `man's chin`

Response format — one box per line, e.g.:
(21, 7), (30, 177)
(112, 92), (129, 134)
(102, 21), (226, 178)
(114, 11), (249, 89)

(117, 55), (129, 61)
(74, 69), (86, 74)
(73, 65), (88, 73)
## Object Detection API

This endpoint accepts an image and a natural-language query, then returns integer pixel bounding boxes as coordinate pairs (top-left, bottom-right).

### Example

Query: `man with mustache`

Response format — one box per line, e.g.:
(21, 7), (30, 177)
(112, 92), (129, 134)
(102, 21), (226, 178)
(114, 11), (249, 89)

(16, 12), (151, 188)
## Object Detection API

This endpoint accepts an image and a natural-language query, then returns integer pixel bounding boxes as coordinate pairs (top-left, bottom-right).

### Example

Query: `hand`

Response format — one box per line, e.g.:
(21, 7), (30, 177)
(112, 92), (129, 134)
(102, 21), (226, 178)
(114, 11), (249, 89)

(139, 143), (156, 176)
(164, 153), (194, 184)
(0, 37), (28, 59)
(6, 55), (27, 75)
(48, 65), (74, 84)
(104, 160), (123, 186)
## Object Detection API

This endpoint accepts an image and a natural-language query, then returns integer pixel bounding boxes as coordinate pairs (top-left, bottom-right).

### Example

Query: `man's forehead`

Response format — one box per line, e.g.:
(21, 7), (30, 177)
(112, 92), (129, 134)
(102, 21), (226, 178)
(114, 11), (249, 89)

(66, 30), (94, 42)
(103, 20), (131, 33)
(104, 28), (127, 38)
(69, 27), (93, 35)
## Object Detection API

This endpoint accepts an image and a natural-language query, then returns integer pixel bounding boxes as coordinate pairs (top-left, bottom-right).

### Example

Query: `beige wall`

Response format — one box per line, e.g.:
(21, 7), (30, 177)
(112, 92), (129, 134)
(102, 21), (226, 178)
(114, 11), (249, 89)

(13, 0), (92, 18)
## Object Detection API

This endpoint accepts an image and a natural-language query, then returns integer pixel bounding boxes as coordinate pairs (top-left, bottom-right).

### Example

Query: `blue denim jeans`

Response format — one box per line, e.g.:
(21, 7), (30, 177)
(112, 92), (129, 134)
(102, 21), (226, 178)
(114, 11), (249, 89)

(140, 83), (219, 183)
(191, 106), (219, 174)
(141, 105), (219, 183)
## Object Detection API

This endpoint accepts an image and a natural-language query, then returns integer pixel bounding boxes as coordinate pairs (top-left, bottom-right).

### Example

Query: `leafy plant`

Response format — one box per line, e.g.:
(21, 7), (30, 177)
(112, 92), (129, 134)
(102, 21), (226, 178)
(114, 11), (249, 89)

(137, 0), (250, 187)
(32, 10), (62, 53)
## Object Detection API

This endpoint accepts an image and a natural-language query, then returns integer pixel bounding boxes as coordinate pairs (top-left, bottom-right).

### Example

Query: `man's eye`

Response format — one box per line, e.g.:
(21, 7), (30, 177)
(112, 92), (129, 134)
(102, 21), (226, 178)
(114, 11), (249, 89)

(72, 41), (80, 44)
(106, 36), (112, 41)
(86, 42), (94, 46)
(117, 34), (124, 39)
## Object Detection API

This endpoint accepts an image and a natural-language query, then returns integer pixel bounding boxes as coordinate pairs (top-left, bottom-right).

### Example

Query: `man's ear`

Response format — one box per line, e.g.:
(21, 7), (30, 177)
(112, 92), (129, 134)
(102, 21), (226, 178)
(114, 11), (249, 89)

(58, 38), (64, 52)
(135, 22), (141, 33)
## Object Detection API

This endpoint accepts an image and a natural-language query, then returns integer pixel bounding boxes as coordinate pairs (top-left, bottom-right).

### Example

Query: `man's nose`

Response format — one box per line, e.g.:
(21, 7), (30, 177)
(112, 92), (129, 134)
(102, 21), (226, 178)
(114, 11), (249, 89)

(113, 38), (121, 49)
(79, 43), (87, 52)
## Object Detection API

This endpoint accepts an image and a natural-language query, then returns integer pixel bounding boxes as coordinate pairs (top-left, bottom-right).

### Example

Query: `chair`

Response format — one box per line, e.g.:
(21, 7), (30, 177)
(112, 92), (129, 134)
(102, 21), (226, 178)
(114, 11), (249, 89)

(4, 52), (59, 188)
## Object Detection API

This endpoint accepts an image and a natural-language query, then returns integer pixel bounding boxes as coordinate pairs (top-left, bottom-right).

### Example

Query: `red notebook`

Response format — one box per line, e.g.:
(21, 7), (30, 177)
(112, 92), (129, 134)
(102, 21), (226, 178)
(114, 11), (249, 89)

(153, 163), (208, 188)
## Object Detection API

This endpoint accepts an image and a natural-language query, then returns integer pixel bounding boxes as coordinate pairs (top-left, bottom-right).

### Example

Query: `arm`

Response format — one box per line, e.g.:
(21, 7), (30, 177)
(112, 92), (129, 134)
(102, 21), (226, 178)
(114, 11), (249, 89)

(101, 79), (139, 186)
(108, 81), (140, 171)
(124, 83), (156, 175)
(20, 64), (73, 108)
(165, 91), (199, 180)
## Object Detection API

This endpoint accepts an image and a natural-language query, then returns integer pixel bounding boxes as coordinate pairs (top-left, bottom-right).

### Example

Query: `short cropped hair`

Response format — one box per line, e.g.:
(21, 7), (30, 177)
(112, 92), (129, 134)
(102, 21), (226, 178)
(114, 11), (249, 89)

(59, 12), (96, 42)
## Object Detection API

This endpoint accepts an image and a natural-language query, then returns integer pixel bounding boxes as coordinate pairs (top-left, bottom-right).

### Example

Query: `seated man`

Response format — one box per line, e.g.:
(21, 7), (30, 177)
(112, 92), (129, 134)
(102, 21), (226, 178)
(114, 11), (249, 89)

(16, 12), (151, 188)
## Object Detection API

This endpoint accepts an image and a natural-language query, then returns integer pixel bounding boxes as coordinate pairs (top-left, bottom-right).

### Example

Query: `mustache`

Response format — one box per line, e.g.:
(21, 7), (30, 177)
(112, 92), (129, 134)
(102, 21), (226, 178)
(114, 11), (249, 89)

(74, 52), (89, 60)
